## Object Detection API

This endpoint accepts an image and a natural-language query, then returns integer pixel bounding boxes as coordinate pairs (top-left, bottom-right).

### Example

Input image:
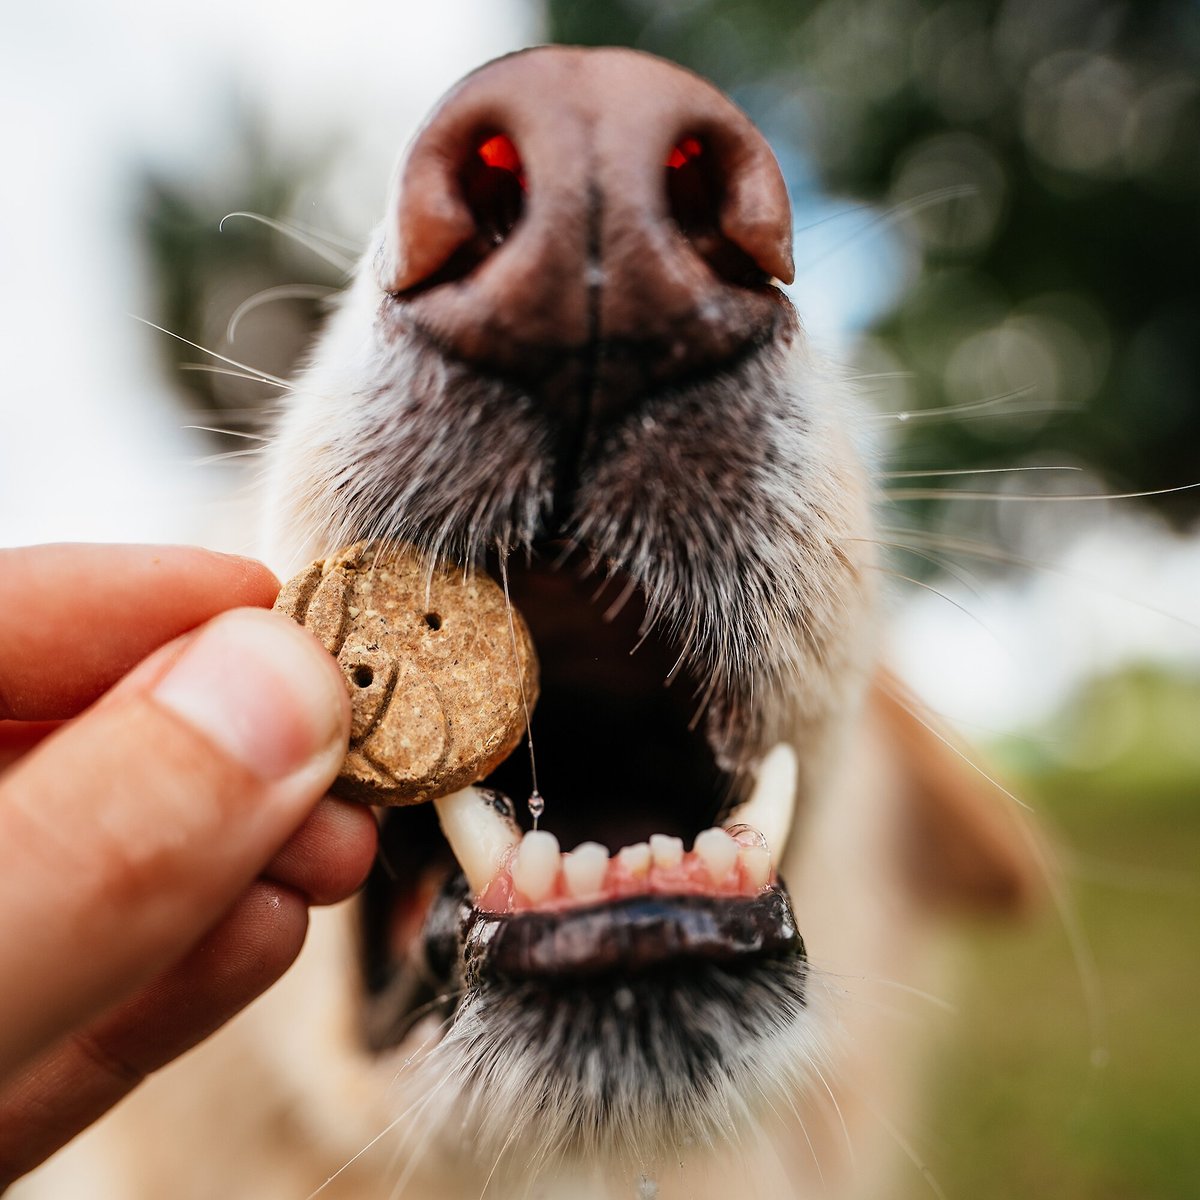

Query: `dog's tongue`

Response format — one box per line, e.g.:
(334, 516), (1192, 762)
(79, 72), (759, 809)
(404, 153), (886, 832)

(431, 744), (798, 914)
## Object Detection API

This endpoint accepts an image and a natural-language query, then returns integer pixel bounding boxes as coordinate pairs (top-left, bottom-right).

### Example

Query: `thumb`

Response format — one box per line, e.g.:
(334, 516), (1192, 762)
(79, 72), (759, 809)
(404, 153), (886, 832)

(0, 608), (350, 1080)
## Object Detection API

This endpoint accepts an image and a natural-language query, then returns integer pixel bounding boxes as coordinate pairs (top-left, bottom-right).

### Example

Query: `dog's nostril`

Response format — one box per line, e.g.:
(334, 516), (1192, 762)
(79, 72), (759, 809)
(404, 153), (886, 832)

(477, 134), (523, 181)
(666, 134), (766, 288)
(666, 135), (719, 238)
(667, 136), (710, 223)
(666, 135), (703, 171)
(461, 133), (525, 248)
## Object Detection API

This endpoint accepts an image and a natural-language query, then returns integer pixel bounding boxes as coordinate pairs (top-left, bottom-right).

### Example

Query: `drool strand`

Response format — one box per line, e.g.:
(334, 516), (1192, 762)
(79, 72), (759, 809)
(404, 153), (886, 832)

(497, 547), (543, 830)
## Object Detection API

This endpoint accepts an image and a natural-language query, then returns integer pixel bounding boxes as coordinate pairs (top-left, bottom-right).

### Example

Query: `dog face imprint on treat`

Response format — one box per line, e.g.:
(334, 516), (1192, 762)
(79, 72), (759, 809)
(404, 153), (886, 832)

(273, 540), (538, 806)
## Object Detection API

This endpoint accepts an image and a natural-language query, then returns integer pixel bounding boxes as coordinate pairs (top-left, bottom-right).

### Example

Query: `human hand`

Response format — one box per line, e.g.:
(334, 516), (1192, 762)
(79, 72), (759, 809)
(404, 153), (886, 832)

(0, 544), (377, 1186)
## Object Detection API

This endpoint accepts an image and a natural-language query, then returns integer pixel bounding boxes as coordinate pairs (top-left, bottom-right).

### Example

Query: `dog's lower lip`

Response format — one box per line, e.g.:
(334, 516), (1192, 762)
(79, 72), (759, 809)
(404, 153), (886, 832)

(462, 885), (804, 983)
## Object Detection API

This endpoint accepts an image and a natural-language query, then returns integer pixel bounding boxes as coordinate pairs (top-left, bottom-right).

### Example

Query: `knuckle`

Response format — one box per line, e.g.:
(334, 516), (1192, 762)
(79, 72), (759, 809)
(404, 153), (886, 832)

(64, 1027), (146, 1089)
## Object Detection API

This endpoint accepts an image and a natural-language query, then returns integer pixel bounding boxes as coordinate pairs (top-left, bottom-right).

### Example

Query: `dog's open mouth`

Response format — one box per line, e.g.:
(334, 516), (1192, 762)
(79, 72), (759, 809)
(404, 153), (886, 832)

(357, 548), (805, 1052)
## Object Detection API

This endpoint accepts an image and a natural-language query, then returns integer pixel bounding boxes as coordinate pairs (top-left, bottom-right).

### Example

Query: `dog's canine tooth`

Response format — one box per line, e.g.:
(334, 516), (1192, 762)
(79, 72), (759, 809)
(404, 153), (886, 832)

(563, 841), (609, 899)
(511, 829), (562, 902)
(692, 827), (739, 882)
(433, 786), (520, 896)
(739, 844), (772, 888)
(649, 833), (684, 869)
(723, 742), (798, 859)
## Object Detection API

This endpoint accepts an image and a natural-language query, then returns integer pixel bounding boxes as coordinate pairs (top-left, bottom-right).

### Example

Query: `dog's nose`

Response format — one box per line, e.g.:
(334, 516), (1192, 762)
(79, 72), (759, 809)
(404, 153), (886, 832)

(378, 47), (794, 426)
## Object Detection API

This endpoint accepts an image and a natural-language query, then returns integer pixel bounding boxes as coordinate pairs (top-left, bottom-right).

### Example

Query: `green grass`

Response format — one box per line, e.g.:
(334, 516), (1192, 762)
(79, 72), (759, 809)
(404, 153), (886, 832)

(900, 669), (1200, 1200)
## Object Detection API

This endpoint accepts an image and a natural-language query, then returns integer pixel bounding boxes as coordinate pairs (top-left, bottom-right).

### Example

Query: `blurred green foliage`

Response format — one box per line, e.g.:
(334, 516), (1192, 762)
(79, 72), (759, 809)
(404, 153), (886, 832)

(548, 0), (1200, 524)
(906, 666), (1200, 1199)
(138, 112), (344, 425)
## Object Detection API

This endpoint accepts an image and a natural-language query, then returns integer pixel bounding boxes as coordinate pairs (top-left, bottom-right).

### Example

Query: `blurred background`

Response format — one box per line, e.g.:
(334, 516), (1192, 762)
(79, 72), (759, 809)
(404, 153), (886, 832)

(2, 0), (1197, 1195)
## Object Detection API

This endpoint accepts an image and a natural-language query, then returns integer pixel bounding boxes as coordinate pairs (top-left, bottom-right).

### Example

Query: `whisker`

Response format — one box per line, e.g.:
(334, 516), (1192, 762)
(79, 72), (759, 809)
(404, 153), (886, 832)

(850, 536), (986, 598)
(177, 404), (283, 422)
(873, 383), (1035, 421)
(793, 184), (977, 277)
(478, 1122), (522, 1200)
(864, 1100), (947, 1200)
(869, 565), (1001, 640)
(132, 316), (292, 389)
(885, 481), (1200, 503)
(219, 210), (359, 270)
(842, 369), (915, 383)
(226, 282), (338, 341)
(744, 1097), (797, 1194)
(875, 676), (1034, 812)
(603, 572), (641, 623)
(181, 425), (269, 441)
(191, 447), (263, 467)
(178, 363), (292, 391)
(303, 1025), (453, 1200)
(768, 1075), (826, 1186)
(814, 968), (958, 1015)
(881, 526), (1200, 635)
(881, 464), (1083, 480)
(810, 1061), (856, 1171)
(869, 384), (1043, 425)
(384, 1068), (469, 1200)
(389, 989), (464, 1044)
(1020, 816), (1111, 1073)
(383, 1063), (463, 1200)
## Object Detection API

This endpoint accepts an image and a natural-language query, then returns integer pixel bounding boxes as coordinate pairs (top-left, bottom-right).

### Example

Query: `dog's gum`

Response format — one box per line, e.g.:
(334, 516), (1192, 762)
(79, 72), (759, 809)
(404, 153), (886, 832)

(273, 541), (538, 806)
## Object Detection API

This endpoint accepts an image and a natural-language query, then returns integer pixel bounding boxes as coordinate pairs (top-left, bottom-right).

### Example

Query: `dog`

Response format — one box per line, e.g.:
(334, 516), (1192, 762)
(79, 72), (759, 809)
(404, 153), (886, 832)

(15, 46), (1038, 1200)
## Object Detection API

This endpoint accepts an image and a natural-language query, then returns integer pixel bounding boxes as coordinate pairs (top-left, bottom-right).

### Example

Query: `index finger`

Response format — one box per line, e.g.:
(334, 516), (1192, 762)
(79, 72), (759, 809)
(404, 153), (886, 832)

(0, 544), (279, 720)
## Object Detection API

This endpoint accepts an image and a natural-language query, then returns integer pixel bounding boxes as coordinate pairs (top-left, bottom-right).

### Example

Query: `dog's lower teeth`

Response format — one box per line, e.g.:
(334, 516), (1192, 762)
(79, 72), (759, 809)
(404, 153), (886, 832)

(693, 827), (740, 881)
(475, 826), (778, 913)
(617, 842), (652, 876)
(563, 842), (609, 899)
(511, 829), (561, 902)
(649, 833), (684, 869)
(436, 791), (781, 911)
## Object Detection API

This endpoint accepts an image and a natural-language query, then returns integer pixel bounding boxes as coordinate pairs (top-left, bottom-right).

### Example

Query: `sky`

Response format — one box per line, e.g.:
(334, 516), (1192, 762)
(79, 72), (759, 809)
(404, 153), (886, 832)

(2, 0), (1197, 736)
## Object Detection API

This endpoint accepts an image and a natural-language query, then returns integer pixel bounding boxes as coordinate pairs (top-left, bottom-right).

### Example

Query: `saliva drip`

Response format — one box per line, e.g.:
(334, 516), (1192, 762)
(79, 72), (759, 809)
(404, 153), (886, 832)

(497, 545), (546, 833)
(527, 789), (545, 831)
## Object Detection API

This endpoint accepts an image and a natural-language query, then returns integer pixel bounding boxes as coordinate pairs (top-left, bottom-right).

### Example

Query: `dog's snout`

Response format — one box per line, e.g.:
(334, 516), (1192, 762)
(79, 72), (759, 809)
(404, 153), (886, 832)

(378, 47), (795, 428)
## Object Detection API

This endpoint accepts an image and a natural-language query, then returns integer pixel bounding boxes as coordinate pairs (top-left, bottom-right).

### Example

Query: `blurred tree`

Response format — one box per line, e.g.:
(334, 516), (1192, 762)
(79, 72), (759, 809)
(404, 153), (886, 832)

(138, 111), (344, 431)
(547, 0), (1200, 524)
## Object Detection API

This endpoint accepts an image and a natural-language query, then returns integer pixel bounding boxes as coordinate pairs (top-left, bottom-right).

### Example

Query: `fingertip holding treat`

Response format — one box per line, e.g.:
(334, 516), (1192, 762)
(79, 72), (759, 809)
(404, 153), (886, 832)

(151, 608), (350, 785)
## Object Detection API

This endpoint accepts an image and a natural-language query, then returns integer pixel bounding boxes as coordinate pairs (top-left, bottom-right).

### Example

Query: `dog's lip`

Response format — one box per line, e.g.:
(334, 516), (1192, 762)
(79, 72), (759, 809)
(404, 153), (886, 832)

(461, 885), (805, 983)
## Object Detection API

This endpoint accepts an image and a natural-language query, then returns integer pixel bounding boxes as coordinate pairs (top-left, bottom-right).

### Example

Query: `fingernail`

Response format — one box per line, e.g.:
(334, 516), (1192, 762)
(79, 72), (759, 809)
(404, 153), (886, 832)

(152, 609), (347, 781)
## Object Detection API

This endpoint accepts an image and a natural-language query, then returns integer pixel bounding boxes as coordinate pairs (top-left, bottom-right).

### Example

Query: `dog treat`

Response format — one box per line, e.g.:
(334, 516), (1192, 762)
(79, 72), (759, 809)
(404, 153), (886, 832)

(274, 541), (538, 806)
